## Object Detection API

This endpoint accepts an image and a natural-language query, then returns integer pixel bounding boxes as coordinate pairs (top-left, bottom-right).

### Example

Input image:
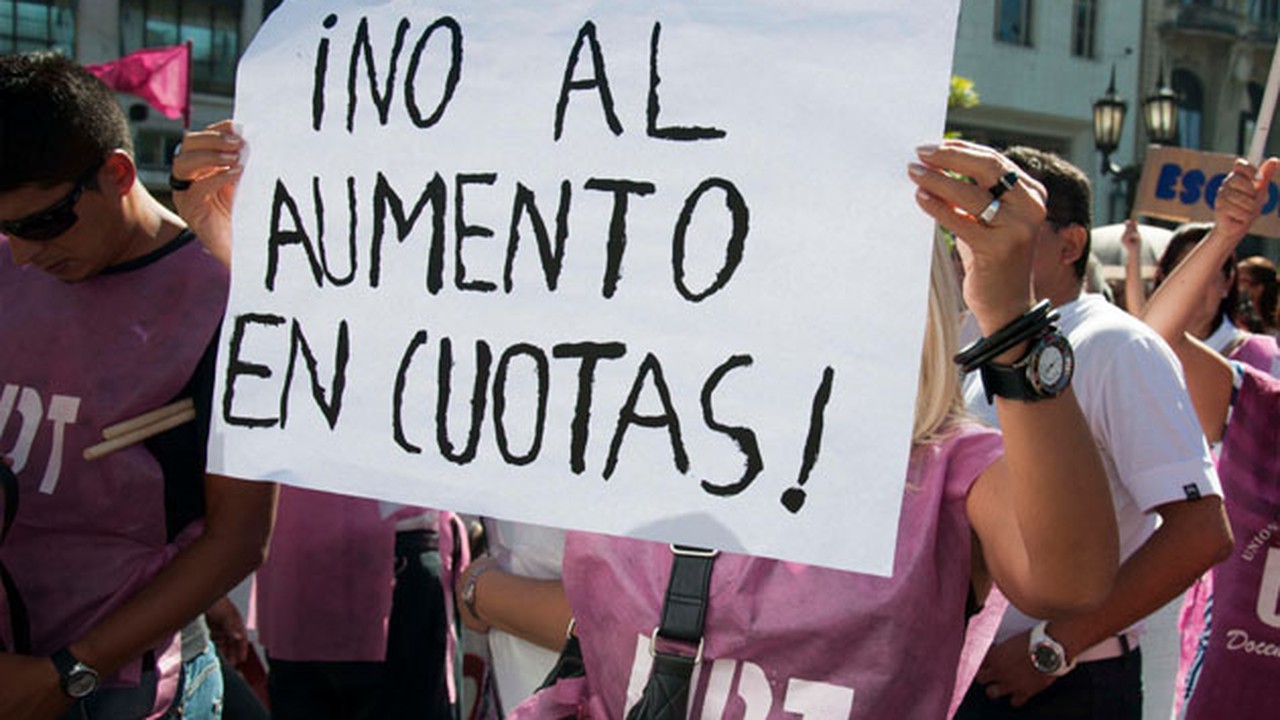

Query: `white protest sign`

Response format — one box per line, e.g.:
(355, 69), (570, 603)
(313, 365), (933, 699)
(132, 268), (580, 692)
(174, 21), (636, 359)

(210, 0), (961, 575)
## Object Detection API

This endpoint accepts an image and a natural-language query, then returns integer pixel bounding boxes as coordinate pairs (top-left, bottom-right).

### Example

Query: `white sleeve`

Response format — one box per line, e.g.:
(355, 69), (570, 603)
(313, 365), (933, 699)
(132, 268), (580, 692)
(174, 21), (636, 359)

(1085, 333), (1221, 512)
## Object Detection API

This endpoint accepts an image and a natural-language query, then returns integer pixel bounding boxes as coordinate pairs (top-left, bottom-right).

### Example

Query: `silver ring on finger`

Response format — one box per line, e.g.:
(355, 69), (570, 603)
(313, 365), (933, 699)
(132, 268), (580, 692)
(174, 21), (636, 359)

(978, 198), (1001, 224)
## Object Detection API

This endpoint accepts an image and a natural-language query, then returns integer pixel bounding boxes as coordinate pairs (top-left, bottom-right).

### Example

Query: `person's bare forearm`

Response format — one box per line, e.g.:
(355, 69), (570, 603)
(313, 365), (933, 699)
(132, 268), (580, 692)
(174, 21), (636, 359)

(1139, 162), (1270, 438)
(474, 570), (572, 651)
(1124, 246), (1146, 315)
(989, 389), (1117, 616)
(68, 475), (276, 677)
(1046, 497), (1231, 662)
(1142, 229), (1238, 347)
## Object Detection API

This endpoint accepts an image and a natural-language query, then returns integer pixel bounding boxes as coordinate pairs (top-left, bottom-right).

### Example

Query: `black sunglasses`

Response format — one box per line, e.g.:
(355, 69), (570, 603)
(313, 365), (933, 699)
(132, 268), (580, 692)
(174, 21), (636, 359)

(0, 163), (101, 242)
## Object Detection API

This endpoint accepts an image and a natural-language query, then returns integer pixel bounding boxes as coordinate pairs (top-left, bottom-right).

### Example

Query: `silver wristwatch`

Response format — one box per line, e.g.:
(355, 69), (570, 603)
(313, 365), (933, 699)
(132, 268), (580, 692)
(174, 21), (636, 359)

(51, 647), (99, 699)
(1028, 620), (1076, 677)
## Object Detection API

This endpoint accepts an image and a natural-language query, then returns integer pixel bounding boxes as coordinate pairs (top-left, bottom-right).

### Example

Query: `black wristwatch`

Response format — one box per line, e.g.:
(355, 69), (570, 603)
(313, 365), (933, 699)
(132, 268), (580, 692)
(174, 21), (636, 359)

(51, 647), (99, 699)
(980, 327), (1074, 403)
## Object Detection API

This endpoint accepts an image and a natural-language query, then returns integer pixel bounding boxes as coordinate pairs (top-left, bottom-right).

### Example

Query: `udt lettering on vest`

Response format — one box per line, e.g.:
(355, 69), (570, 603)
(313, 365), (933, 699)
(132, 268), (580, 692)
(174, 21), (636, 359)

(620, 634), (856, 718)
(0, 385), (81, 495)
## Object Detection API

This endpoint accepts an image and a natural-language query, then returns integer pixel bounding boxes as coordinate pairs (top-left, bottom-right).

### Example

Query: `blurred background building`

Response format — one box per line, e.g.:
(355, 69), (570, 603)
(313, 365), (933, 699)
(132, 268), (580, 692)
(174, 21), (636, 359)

(1, 0), (280, 194)
(948, 0), (1280, 258)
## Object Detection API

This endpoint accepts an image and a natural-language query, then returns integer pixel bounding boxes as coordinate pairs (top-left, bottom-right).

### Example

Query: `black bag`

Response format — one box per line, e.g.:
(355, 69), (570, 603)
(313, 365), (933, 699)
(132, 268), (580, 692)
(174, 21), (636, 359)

(0, 462), (30, 653)
(537, 545), (716, 720)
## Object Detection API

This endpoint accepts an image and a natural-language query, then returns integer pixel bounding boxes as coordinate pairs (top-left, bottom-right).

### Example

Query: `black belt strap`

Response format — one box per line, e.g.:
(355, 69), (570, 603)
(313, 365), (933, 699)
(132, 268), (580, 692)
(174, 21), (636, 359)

(0, 463), (30, 654)
(624, 545), (717, 720)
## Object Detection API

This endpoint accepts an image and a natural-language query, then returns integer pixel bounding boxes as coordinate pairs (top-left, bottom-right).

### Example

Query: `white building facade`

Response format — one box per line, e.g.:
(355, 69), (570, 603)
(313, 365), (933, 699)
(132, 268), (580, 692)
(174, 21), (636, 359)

(949, 0), (1280, 258)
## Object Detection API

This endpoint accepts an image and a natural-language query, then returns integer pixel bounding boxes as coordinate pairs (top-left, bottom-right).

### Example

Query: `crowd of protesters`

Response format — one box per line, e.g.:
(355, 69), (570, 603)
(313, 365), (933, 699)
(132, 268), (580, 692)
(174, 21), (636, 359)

(2, 49), (1279, 720)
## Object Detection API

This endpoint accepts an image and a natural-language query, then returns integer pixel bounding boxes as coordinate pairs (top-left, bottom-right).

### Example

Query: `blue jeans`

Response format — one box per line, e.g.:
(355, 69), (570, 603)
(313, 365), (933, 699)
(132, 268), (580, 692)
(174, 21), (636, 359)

(63, 641), (223, 720)
(167, 641), (224, 720)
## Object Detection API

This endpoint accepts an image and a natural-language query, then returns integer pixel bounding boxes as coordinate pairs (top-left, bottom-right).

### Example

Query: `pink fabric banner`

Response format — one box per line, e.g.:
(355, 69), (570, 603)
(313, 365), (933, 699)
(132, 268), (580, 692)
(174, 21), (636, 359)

(86, 43), (190, 126)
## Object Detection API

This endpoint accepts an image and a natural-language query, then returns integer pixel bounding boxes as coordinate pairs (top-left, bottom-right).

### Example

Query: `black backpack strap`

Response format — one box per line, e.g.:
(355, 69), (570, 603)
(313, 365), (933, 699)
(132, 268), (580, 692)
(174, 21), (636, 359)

(624, 545), (717, 720)
(536, 618), (586, 692)
(0, 462), (30, 654)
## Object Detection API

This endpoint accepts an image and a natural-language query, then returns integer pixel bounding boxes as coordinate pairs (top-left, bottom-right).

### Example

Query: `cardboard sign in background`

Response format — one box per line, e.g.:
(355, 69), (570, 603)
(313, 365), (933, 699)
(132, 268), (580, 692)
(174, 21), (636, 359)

(209, 0), (962, 575)
(1135, 145), (1280, 238)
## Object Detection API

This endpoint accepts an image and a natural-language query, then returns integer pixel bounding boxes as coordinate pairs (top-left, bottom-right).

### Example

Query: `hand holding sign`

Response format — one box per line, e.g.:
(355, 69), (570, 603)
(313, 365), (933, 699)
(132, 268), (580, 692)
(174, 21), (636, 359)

(1213, 158), (1280, 240)
(908, 140), (1047, 338)
(172, 119), (245, 267)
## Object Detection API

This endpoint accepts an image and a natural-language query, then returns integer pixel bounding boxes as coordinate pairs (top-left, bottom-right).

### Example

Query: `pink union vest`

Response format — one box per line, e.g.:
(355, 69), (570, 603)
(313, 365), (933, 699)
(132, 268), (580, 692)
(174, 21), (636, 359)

(517, 426), (1001, 719)
(0, 236), (227, 698)
(252, 486), (400, 662)
(1184, 367), (1280, 718)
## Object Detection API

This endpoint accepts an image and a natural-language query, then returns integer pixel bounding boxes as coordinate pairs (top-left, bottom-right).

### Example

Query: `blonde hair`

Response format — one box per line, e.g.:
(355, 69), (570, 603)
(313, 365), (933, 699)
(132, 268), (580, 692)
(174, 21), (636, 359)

(912, 231), (966, 446)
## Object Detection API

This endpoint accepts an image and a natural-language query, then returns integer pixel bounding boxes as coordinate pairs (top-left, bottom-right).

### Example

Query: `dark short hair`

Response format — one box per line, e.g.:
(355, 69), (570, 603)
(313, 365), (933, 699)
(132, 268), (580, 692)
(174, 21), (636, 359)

(1003, 146), (1094, 280)
(1238, 255), (1278, 329)
(1157, 222), (1240, 327)
(0, 51), (133, 193)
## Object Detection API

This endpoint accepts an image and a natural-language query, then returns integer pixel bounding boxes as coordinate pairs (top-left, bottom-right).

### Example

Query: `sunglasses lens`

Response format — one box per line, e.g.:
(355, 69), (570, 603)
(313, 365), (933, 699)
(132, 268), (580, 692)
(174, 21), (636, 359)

(2, 208), (78, 241)
(0, 180), (84, 241)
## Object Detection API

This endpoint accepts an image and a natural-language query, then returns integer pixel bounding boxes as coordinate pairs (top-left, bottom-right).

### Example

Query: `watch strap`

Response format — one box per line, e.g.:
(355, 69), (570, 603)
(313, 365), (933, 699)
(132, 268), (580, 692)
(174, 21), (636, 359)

(980, 327), (1072, 403)
(461, 558), (494, 619)
(980, 353), (1032, 402)
(50, 647), (79, 677)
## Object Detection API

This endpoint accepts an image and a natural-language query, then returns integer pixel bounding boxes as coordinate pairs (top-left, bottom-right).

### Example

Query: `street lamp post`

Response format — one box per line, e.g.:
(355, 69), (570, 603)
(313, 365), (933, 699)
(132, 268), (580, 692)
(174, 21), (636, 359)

(1144, 62), (1180, 145)
(1093, 65), (1128, 176)
(1092, 62), (1179, 217)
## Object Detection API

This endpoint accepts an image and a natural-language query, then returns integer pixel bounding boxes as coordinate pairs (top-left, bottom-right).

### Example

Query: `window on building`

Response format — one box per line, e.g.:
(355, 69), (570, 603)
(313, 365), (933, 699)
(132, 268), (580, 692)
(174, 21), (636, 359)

(995, 0), (1033, 46)
(1172, 69), (1203, 150)
(120, 0), (243, 96)
(1251, 0), (1280, 22)
(0, 0), (74, 55)
(134, 127), (183, 171)
(1071, 0), (1096, 58)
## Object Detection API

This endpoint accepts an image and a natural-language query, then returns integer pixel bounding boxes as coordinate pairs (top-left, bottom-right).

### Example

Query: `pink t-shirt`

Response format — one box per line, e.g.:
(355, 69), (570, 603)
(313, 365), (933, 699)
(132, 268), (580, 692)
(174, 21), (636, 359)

(515, 425), (1002, 719)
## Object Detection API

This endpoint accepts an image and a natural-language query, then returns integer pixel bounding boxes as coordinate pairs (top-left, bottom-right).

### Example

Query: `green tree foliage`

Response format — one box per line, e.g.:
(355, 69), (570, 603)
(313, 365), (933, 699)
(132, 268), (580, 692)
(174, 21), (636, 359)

(948, 75), (980, 111)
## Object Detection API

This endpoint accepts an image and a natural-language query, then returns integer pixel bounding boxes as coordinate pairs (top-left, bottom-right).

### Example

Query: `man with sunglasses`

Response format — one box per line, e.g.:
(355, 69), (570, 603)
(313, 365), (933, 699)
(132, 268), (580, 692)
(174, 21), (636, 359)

(954, 147), (1233, 719)
(0, 52), (275, 720)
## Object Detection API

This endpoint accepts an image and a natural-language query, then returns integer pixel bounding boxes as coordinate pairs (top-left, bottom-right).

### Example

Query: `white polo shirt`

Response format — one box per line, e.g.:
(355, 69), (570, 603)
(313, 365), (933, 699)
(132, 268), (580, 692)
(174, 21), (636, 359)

(963, 294), (1221, 644)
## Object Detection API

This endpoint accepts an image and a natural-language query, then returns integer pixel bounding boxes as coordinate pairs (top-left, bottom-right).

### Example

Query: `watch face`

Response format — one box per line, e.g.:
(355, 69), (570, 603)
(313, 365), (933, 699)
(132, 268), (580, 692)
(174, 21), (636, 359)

(66, 667), (98, 698)
(1031, 643), (1063, 674)
(1036, 346), (1064, 386)
(1031, 333), (1074, 395)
